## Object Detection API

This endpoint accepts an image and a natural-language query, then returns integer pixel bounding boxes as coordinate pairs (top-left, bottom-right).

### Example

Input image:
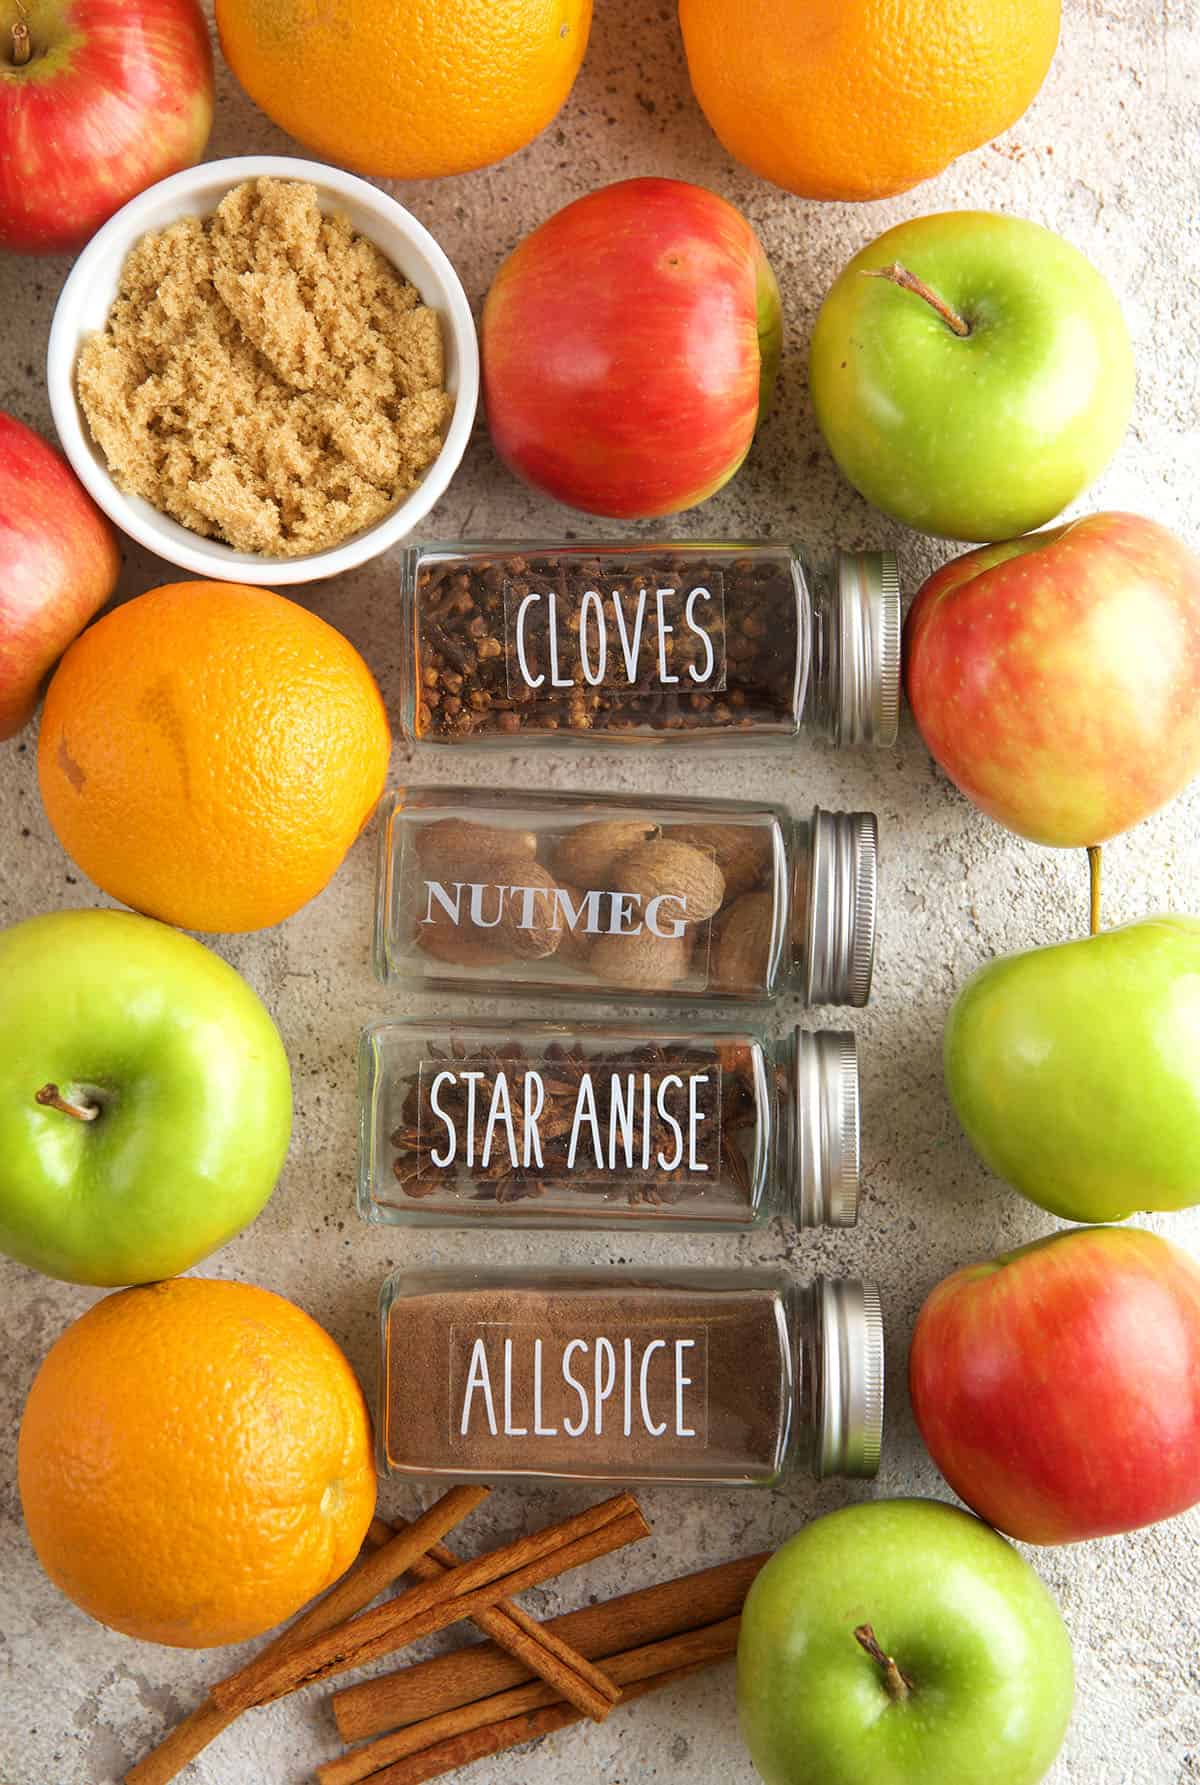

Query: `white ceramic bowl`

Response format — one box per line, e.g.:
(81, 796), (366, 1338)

(47, 156), (479, 586)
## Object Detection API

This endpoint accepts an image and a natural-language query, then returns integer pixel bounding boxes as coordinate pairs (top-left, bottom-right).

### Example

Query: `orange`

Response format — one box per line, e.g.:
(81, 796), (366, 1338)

(678, 0), (1061, 201)
(37, 581), (390, 934)
(17, 1279), (377, 1648)
(216, 0), (593, 180)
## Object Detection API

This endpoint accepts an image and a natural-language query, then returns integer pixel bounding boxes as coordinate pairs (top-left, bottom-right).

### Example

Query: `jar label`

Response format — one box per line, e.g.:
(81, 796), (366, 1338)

(447, 1320), (710, 1452)
(415, 1054), (723, 1190)
(502, 573), (728, 696)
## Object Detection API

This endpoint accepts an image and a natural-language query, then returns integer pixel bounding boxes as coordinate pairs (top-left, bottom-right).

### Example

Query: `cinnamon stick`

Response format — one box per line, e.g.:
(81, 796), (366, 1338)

(333, 1658), (727, 1785)
(212, 1494), (648, 1714)
(316, 1617), (742, 1785)
(125, 1489), (488, 1785)
(398, 1535), (619, 1721)
(334, 1550), (767, 1742)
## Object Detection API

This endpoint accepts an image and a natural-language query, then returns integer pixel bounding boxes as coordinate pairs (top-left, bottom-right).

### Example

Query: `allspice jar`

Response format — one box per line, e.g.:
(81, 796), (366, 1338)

(377, 1269), (884, 1487)
(398, 541), (900, 748)
(359, 1019), (860, 1231)
(374, 785), (877, 1006)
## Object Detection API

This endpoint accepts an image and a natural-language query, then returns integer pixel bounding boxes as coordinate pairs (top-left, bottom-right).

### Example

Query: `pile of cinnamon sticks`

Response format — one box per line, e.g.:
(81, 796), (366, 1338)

(124, 1483), (765, 1785)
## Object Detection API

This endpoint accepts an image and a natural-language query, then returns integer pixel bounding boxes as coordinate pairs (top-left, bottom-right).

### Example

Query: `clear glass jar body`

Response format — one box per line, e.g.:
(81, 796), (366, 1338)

(374, 785), (877, 1007)
(399, 541), (899, 749)
(358, 1020), (859, 1232)
(377, 1268), (883, 1487)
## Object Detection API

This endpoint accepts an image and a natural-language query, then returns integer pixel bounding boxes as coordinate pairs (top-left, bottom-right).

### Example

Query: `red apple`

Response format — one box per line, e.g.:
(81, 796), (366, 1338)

(910, 1227), (1200, 1544)
(904, 512), (1200, 846)
(0, 412), (120, 738)
(0, 0), (213, 256)
(481, 176), (782, 519)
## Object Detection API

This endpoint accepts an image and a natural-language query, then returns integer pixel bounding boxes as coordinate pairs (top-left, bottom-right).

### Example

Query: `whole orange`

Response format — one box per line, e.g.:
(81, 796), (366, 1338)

(17, 1279), (377, 1648)
(216, 0), (593, 180)
(678, 0), (1061, 201)
(37, 581), (390, 933)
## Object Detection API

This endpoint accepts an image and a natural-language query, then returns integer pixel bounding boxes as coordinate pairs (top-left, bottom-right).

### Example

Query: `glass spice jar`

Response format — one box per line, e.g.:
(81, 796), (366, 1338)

(374, 785), (877, 1006)
(377, 1267), (884, 1487)
(398, 541), (900, 749)
(358, 1019), (859, 1232)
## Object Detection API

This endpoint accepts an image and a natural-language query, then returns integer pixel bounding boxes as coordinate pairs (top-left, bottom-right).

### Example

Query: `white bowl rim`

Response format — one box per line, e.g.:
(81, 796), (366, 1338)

(47, 154), (480, 587)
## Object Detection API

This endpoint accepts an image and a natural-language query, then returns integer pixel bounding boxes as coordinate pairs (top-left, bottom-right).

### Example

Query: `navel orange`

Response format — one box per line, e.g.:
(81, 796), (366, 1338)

(678, 0), (1061, 202)
(216, 0), (593, 180)
(18, 1279), (377, 1648)
(37, 581), (390, 934)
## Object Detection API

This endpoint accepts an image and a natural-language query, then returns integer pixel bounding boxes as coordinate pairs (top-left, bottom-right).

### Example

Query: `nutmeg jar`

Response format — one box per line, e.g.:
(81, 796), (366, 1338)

(359, 1018), (859, 1231)
(398, 541), (900, 748)
(374, 785), (877, 1006)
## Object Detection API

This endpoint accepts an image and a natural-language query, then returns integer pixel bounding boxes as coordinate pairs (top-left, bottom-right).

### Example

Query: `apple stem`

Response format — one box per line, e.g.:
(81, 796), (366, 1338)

(854, 1624), (914, 1702)
(861, 261), (971, 338)
(1088, 845), (1103, 936)
(10, 1), (31, 66)
(35, 1083), (100, 1123)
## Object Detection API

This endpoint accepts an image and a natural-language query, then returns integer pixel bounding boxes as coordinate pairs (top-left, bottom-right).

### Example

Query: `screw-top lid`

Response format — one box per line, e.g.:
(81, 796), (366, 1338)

(803, 808), (878, 1007)
(814, 1278), (884, 1480)
(830, 551), (901, 748)
(793, 1031), (861, 1228)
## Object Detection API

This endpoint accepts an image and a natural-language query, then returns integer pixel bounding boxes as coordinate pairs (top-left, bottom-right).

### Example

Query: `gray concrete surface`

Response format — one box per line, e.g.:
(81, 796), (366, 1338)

(3, 0), (1200, 1780)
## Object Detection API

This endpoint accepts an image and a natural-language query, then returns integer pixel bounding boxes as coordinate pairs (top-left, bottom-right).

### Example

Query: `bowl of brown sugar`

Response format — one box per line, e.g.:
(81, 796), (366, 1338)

(47, 156), (478, 586)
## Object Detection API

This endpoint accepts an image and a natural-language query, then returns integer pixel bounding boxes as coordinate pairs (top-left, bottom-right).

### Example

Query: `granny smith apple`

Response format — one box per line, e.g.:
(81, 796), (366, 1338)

(911, 1228), (1200, 1543)
(0, 909), (292, 1285)
(737, 1499), (1073, 1785)
(905, 513), (1200, 846)
(809, 212), (1133, 541)
(946, 917), (1200, 1221)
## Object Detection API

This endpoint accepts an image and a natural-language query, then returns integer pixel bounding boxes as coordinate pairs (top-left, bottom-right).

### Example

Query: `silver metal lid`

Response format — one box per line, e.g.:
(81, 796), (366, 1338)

(793, 1031), (861, 1228)
(804, 808), (878, 1007)
(832, 551), (901, 748)
(814, 1278), (884, 1479)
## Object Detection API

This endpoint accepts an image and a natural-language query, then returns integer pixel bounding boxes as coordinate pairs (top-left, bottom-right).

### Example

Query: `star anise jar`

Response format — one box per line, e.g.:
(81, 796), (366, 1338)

(358, 1019), (859, 1232)
(374, 784), (877, 1007)
(398, 541), (899, 748)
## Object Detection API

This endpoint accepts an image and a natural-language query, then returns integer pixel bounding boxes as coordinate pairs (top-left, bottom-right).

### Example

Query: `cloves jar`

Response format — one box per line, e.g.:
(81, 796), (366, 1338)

(377, 1268), (884, 1487)
(374, 785), (877, 1006)
(398, 541), (900, 749)
(359, 1019), (859, 1231)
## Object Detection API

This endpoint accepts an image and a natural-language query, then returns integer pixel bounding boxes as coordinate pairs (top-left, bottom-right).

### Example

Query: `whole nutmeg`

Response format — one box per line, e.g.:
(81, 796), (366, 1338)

(493, 862), (564, 960)
(665, 823), (773, 902)
(551, 820), (657, 889)
(416, 911), (518, 971)
(415, 819), (539, 880)
(588, 930), (692, 990)
(553, 882), (594, 966)
(712, 891), (777, 994)
(613, 839), (725, 925)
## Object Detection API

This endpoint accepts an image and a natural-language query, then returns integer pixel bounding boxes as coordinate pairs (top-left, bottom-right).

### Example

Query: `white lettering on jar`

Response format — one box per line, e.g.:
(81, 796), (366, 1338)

(451, 1327), (706, 1445)
(422, 1063), (716, 1180)
(421, 879), (689, 941)
(505, 581), (726, 695)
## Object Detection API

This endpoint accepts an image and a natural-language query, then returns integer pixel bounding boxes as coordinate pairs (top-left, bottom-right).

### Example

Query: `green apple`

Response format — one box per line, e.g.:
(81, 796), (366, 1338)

(0, 909), (292, 1285)
(809, 212), (1134, 542)
(946, 917), (1200, 1222)
(737, 1499), (1073, 1785)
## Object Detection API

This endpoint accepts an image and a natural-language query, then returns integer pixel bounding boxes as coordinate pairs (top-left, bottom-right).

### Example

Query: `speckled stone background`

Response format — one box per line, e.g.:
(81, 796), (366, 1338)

(3, 1), (1200, 1780)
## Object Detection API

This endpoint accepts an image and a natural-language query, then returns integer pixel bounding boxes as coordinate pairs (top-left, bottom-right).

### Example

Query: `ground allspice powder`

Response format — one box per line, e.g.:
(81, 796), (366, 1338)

(77, 178), (454, 557)
(382, 1279), (792, 1483)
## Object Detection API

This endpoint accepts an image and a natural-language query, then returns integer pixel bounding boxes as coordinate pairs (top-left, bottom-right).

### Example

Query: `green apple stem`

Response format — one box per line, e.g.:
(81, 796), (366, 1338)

(1088, 845), (1103, 936)
(853, 1624), (914, 1701)
(35, 1083), (100, 1123)
(861, 262), (971, 338)
(10, 1), (31, 66)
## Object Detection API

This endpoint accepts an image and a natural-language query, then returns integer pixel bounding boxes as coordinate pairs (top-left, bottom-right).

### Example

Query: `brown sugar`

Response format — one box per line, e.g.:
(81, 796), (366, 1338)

(76, 177), (455, 558)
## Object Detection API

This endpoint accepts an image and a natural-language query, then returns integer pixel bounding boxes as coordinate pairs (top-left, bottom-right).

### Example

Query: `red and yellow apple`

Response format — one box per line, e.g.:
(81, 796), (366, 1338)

(910, 1227), (1200, 1544)
(1, 412), (119, 738)
(481, 176), (782, 519)
(0, 0), (213, 256)
(904, 512), (1200, 846)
